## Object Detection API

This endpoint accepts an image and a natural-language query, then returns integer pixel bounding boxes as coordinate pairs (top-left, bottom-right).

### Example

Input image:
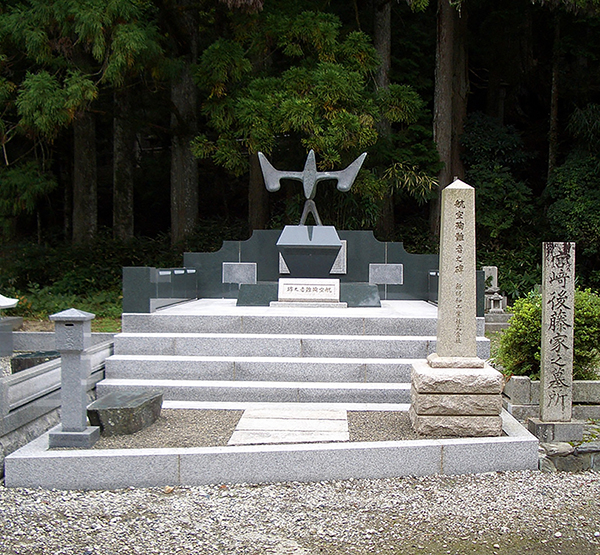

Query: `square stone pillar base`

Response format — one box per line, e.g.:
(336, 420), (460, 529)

(527, 418), (584, 443)
(410, 359), (504, 438)
(49, 426), (100, 449)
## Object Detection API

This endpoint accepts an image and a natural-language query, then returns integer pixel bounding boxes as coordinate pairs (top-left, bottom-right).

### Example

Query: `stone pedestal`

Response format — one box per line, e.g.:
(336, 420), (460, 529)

(410, 360), (503, 437)
(527, 418), (583, 443)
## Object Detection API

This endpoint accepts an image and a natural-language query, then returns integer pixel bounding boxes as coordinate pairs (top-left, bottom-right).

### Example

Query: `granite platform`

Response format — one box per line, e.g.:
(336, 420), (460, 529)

(4, 403), (539, 490)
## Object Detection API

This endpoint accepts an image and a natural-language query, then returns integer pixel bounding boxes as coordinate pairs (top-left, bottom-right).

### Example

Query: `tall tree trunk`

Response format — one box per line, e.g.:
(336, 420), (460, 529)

(113, 87), (135, 240)
(374, 0), (394, 239)
(248, 152), (269, 231)
(374, 0), (391, 92)
(430, 0), (468, 238)
(72, 111), (97, 244)
(170, 2), (199, 246)
(548, 15), (561, 181)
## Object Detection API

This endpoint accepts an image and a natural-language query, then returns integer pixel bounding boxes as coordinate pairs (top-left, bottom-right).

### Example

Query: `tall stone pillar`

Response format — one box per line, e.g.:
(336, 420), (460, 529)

(48, 308), (100, 448)
(528, 242), (583, 442)
(410, 180), (503, 437)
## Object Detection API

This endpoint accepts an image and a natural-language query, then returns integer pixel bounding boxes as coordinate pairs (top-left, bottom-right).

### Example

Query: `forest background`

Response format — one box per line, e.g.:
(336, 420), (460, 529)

(2, 0), (600, 323)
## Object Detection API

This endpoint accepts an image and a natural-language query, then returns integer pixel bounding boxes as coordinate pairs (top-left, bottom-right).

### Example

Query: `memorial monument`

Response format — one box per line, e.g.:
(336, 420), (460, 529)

(409, 180), (503, 437)
(258, 149), (366, 306)
(527, 242), (584, 442)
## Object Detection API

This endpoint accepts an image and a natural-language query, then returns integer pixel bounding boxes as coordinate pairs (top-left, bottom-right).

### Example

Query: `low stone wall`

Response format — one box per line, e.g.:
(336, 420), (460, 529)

(539, 441), (600, 472)
(0, 335), (114, 478)
(503, 375), (600, 421)
(504, 375), (600, 472)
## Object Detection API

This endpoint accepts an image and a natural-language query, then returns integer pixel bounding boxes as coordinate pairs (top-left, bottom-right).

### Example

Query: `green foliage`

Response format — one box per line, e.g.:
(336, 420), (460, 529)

(193, 9), (432, 228)
(462, 112), (537, 253)
(479, 244), (541, 300)
(496, 290), (600, 380)
(0, 0), (163, 142)
(468, 163), (535, 239)
(16, 71), (97, 138)
(546, 152), (600, 257)
(462, 112), (529, 169)
(0, 162), (57, 233)
(6, 284), (122, 320)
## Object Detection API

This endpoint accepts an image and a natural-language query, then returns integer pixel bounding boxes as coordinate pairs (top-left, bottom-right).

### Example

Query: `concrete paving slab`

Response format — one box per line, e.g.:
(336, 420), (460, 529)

(235, 417), (348, 432)
(242, 407), (347, 420)
(228, 430), (350, 445)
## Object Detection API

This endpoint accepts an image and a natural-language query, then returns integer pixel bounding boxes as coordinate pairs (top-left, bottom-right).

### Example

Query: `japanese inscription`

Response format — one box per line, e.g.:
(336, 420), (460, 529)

(435, 180), (478, 359)
(540, 242), (575, 422)
(277, 278), (340, 303)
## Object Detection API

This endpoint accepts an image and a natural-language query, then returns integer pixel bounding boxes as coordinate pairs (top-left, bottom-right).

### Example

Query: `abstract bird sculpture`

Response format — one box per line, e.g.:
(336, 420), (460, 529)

(258, 150), (367, 225)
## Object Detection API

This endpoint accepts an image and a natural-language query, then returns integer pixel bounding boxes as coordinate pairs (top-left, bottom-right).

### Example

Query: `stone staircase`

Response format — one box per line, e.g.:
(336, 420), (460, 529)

(96, 299), (490, 405)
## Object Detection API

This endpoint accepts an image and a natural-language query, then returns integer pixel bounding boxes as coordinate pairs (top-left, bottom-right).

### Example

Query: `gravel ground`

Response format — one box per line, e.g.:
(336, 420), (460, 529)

(8, 409), (598, 554)
(90, 410), (430, 450)
(0, 355), (10, 378)
(1, 471), (599, 554)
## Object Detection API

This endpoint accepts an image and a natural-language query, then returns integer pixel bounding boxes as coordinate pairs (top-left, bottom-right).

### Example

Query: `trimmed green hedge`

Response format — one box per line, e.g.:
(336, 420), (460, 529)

(496, 289), (600, 380)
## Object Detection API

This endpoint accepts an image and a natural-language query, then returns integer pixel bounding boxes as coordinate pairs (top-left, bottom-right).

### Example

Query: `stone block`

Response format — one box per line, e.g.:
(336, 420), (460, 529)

(411, 389), (502, 416)
(573, 381), (600, 404)
(426, 353), (484, 368)
(0, 322), (12, 357)
(277, 278), (340, 303)
(527, 418), (584, 443)
(409, 406), (502, 437)
(87, 391), (162, 436)
(553, 454), (590, 473)
(368, 264), (404, 285)
(574, 441), (600, 455)
(222, 262), (257, 285)
(276, 225), (342, 278)
(411, 360), (503, 395)
(503, 376), (532, 405)
(48, 426), (100, 448)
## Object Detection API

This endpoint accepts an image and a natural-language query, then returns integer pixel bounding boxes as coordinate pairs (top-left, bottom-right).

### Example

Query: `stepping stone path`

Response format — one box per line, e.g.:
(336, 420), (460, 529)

(228, 406), (349, 445)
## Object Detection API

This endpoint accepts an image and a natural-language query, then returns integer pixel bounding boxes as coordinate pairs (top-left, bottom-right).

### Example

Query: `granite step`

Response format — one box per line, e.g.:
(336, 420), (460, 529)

(105, 355), (416, 383)
(113, 333), (491, 360)
(96, 378), (411, 404)
(122, 312), (441, 336)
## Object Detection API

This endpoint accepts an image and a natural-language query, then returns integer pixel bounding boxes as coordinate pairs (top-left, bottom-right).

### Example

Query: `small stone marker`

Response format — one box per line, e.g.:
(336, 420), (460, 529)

(528, 242), (583, 442)
(87, 391), (163, 436)
(48, 308), (100, 448)
(410, 180), (503, 437)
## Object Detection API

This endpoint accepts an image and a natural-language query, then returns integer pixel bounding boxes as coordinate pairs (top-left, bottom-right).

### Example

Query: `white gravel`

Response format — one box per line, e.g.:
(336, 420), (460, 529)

(0, 356), (10, 378)
(1, 470), (599, 554)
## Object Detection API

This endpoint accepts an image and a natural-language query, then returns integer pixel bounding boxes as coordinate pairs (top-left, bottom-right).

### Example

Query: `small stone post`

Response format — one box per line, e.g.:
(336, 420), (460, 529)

(528, 242), (583, 442)
(48, 308), (100, 448)
(410, 180), (504, 437)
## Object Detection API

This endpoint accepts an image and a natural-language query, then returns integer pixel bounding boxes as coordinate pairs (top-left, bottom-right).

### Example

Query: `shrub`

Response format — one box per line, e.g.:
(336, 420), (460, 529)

(496, 289), (600, 380)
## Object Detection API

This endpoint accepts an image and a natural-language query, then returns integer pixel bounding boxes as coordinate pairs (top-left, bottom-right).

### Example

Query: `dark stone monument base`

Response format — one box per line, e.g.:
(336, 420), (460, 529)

(237, 282), (381, 307)
(527, 417), (584, 442)
(88, 391), (163, 436)
(49, 426), (100, 449)
(237, 282), (279, 306)
(277, 226), (342, 278)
